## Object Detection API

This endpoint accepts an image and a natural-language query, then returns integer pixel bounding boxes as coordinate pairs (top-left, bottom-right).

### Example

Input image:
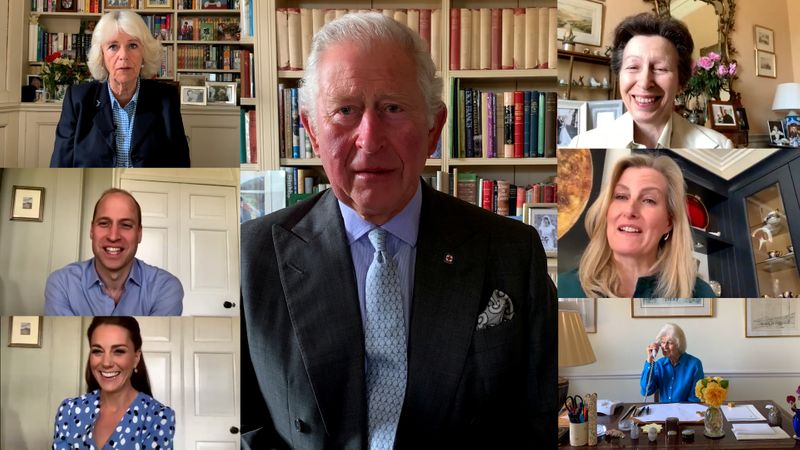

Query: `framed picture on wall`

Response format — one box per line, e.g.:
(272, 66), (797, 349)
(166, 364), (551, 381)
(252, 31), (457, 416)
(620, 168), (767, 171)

(753, 25), (775, 52)
(559, 299), (596, 333)
(10, 186), (45, 222)
(755, 50), (777, 78)
(8, 316), (43, 348)
(631, 299), (714, 318)
(745, 299), (800, 337)
(56, 0), (78, 12)
(557, 0), (604, 46)
(103, 0), (132, 9)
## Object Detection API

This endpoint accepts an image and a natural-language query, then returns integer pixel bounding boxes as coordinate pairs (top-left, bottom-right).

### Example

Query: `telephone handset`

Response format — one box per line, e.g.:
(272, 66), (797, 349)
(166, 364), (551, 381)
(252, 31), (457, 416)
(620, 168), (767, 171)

(650, 343), (659, 360)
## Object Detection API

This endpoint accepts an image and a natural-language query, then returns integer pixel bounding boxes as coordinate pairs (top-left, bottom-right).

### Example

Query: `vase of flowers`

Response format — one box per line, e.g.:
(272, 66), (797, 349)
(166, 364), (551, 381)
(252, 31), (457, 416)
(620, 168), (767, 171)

(40, 51), (90, 102)
(680, 52), (737, 124)
(695, 376), (728, 438)
(788, 385), (799, 439)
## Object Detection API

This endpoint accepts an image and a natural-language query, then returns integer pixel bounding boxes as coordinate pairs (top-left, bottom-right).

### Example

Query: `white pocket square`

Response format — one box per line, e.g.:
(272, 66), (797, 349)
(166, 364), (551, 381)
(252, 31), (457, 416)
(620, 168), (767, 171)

(476, 290), (514, 330)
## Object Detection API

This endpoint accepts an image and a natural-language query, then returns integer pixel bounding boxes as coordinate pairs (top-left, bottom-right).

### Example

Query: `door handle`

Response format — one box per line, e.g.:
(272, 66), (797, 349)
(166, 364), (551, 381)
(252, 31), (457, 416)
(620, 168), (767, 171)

(230, 426), (239, 434)
(223, 301), (236, 308)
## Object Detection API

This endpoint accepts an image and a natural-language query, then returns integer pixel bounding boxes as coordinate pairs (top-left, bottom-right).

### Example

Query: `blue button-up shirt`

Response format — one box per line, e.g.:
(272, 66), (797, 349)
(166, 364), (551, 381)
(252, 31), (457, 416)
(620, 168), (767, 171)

(108, 79), (140, 168)
(640, 352), (704, 402)
(45, 258), (183, 316)
(339, 183), (422, 335)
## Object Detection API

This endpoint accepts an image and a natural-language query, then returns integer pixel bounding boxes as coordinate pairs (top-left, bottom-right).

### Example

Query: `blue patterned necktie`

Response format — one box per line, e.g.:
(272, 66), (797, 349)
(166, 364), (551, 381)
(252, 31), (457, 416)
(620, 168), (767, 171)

(365, 227), (407, 450)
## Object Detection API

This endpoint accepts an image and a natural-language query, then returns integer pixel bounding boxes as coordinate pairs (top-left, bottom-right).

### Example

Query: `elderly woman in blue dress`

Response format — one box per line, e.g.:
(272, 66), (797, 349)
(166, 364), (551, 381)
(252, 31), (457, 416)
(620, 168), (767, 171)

(641, 323), (704, 403)
(52, 317), (175, 449)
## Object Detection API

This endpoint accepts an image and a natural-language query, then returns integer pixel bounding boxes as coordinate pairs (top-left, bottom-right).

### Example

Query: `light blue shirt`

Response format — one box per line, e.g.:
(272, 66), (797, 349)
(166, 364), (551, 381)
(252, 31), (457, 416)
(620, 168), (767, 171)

(640, 352), (704, 402)
(338, 183), (422, 336)
(45, 258), (183, 316)
(107, 79), (140, 168)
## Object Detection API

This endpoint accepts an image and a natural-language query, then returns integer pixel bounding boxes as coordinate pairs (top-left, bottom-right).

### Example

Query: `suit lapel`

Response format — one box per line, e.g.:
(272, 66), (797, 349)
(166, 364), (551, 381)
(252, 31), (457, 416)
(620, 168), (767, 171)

(402, 184), (487, 426)
(92, 82), (116, 152)
(130, 80), (156, 154)
(273, 191), (366, 438)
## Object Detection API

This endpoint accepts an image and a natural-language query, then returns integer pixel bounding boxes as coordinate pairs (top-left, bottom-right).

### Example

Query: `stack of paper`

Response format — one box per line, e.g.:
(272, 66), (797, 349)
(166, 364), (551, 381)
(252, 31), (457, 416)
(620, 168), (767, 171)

(635, 403), (706, 423)
(722, 404), (767, 422)
(731, 423), (792, 440)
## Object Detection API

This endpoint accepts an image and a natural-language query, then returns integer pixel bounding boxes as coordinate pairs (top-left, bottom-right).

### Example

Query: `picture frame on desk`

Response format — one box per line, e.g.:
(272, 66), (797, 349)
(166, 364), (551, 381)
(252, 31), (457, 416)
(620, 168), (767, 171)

(745, 299), (800, 337)
(525, 204), (557, 257)
(631, 299), (714, 318)
(768, 120), (789, 145)
(8, 316), (43, 348)
(557, 0), (604, 47)
(10, 186), (45, 222)
(103, 0), (132, 10)
(556, 100), (587, 147)
(708, 101), (738, 130)
(558, 299), (596, 333)
(206, 81), (236, 105)
(144, 0), (173, 9)
(56, 0), (78, 12)
(201, 0), (227, 10)
(587, 100), (624, 131)
(181, 86), (207, 105)
(735, 107), (749, 130)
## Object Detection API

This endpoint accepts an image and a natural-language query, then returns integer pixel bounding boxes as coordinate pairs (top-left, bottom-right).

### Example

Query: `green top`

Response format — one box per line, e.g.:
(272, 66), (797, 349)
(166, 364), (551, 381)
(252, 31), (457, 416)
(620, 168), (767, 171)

(557, 269), (717, 298)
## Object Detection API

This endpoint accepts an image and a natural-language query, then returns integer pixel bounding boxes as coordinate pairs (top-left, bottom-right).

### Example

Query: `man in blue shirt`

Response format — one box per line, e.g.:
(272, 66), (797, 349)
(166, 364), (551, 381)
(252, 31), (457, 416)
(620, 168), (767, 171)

(640, 323), (704, 402)
(45, 188), (183, 315)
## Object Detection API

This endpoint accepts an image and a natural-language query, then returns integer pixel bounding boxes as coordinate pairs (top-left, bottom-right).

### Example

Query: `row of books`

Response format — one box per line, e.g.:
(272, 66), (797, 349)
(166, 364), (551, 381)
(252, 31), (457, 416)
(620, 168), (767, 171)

(158, 45), (174, 78)
(276, 8), (443, 71)
(177, 44), (241, 70)
(239, 49), (254, 98)
(276, 85), (314, 159)
(177, 0), (239, 10)
(144, 14), (172, 41)
(453, 87), (556, 159)
(31, 0), (99, 12)
(449, 8), (556, 71)
(176, 17), (240, 41)
(240, 109), (257, 164)
(28, 28), (91, 63)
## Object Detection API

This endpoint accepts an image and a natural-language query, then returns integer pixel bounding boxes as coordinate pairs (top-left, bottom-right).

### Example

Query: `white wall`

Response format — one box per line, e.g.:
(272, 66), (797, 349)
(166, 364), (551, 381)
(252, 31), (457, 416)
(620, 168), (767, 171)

(561, 299), (799, 415)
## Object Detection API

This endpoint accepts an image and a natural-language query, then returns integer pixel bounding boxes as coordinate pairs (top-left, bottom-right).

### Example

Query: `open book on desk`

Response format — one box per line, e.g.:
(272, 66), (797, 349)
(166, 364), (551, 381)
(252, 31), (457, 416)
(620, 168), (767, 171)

(597, 399), (623, 416)
(633, 403), (706, 423)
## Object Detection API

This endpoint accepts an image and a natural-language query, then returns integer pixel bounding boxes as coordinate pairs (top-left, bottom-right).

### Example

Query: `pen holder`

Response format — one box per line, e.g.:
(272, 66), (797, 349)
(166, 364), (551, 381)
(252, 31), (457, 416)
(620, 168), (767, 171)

(569, 422), (588, 446)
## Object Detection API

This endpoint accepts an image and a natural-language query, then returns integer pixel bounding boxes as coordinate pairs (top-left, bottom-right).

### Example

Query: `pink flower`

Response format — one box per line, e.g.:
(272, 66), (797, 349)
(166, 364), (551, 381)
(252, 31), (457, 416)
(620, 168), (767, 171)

(708, 52), (721, 62)
(797, 384), (800, 395)
(728, 62), (737, 76)
(718, 65), (728, 77)
(697, 56), (714, 70)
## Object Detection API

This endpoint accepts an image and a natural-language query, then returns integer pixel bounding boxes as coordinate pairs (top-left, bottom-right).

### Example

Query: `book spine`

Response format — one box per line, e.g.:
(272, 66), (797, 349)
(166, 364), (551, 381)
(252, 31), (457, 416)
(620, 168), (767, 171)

(430, 9), (441, 70)
(312, 8), (324, 36)
(471, 9), (480, 71)
(530, 91), (539, 157)
(419, 9), (431, 53)
(472, 89), (481, 157)
(394, 9), (408, 27)
(501, 8), (513, 69)
(494, 91), (503, 158)
(497, 180), (510, 216)
(407, 9), (420, 34)
(513, 91), (524, 158)
(464, 88), (474, 158)
(487, 93), (495, 158)
(516, 187), (525, 215)
(248, 109), (257, 164)
(537, 92), (546, 156)
(457, 87), (465, 158)
(544, 92), (557, 157)
(287, 8), (301, 70)
(481, 92), (489, 158)
(300, 8), (312, 68)
(240, 108), (247, 163)
(525, 8), (538, 68)
(508, 184), (517, 217)
(482, 179), (494, 211)
(547, 8), (557, 69)
(291, 88), (299, 158)
(276, 9), (289, 69)
(503, 92), (514, 157)
(523, 91), (531, 158)
(459, 8), (471, 70)
(537, 7), (549, 69)
(513, 8), (525, 69)
(449, 8), (460, 70)
(479, 8), (490, 70)
(490, 8), (501, 70)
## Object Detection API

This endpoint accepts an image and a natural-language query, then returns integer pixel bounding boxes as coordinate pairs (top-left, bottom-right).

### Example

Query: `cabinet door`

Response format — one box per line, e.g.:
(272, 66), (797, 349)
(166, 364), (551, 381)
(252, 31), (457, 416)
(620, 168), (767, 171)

(735, 165), (800, 297)
(181, 107), (240, 167)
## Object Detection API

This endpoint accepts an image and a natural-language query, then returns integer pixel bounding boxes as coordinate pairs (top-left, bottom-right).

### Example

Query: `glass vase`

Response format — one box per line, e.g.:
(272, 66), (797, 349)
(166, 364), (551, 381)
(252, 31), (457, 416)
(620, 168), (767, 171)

(54, 84), (69, 102)
(704, 405), (725, 438)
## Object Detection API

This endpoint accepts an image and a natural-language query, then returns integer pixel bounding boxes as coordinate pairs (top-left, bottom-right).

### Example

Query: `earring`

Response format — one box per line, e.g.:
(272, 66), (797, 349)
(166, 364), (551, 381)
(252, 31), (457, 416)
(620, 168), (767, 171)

(134, 367), (138, 374)
(662, 231), (671, 242)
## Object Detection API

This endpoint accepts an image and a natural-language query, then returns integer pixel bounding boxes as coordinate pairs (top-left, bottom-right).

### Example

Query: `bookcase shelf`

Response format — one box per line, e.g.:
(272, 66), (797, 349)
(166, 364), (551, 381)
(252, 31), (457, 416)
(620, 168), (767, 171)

(449, 157), (556, 166)
(451, 68), (556, 79)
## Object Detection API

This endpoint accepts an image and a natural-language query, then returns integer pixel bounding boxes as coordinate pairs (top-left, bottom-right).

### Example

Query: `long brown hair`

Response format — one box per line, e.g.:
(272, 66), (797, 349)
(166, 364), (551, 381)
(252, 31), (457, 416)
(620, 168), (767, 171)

(84, 317), (152, 396)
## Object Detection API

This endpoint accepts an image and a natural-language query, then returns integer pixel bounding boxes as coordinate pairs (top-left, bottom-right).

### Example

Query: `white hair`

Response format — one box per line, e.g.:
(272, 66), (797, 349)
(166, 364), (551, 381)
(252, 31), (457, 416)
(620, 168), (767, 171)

(298, 12), (443, 130)
(87, 11), (163, 80)
(656, 322), (687, 354)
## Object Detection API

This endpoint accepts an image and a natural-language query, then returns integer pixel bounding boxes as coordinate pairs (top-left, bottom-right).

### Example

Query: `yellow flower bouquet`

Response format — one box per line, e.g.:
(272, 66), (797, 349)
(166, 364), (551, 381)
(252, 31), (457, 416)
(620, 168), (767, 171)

(695, 376), (729, 408)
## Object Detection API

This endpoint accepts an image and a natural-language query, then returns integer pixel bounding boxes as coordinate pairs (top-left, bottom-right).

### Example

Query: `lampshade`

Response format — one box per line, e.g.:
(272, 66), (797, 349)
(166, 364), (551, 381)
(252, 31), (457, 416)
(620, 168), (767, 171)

(558, 309), (596, 368)
(772, 83), (800, 114)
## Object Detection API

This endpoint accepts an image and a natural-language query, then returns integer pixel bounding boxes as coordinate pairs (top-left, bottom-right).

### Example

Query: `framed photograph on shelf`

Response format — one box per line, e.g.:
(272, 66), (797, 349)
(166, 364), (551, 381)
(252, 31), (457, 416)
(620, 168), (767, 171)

(206, 81), (237, 105)
(103, 0), (132, 9)
(735, 107), (749, 130)
(753, 25), (774, 52)
(557, 0), (604, 47)
(525, 204), (557, 257)
(10, 186), (45, 222)
(631, 299), (714, 318)
(201, 0), (227, 9)
(587, 100), (624, 131)
(26, 74), (43, 90)
(708, 101), (738, 130)
(755, 50), (776, 78)
(558, 299), (596, 333)
(745, 299), (800, 337)
(556, 100), (587, 147)
(56, 0), (78, 12)
(8, 316), (43, 348)
(144, 0), (172, 8)
(767, 120), (789, 145)
(180, 86), (207, 105)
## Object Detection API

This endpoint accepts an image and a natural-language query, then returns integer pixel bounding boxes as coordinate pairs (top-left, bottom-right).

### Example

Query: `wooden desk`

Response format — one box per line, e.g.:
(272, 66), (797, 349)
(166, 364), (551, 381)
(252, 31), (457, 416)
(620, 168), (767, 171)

(560, 401), (799, 449)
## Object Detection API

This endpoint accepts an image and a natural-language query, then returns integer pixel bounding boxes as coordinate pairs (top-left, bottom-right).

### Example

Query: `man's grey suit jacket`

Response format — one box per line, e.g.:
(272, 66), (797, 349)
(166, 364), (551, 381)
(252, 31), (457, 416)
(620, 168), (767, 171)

(240, 182), (556, 449)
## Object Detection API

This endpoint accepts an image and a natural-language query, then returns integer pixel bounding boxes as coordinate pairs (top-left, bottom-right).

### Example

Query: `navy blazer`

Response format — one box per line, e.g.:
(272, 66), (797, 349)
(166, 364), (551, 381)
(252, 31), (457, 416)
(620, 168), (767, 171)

(51, 80), (190, 167)
(240, 183), (557, 449)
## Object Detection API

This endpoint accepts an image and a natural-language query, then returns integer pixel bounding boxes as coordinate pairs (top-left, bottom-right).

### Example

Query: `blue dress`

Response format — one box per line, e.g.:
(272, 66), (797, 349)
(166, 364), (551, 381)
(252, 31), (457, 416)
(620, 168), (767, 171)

(640, 352), (705, 403)
(52, 390), (175, 449)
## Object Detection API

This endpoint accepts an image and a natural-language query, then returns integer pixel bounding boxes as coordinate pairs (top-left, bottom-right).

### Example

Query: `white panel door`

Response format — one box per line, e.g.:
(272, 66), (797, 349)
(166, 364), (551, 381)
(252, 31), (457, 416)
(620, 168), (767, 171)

(119, 180), (239, 316)
(179, 184), (239, 316)
(183, 317), (240, 450)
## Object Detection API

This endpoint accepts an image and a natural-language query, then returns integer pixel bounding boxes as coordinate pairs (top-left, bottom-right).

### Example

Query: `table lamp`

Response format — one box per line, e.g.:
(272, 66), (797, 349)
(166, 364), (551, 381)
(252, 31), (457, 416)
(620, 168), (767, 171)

(772, 83), (800, 146)
(558, 309), (597, 408)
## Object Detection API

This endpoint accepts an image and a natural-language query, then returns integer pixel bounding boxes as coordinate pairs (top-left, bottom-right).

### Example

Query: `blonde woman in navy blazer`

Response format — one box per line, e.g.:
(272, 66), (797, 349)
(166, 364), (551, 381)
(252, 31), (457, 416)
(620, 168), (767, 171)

(51, 11), (189, 167)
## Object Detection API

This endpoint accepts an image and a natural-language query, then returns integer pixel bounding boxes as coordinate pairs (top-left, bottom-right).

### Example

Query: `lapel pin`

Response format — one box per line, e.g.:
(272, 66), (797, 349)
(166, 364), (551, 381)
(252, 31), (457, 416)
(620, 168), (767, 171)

(444, 253), (454, 264)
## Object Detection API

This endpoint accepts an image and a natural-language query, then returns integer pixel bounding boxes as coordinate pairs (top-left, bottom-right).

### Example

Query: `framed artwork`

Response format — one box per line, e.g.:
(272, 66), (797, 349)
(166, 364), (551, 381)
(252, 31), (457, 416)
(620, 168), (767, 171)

(556, 100), (587, 147)
(753, 25), (774, 52)
(631, 299), (714, 318)
(144, 0), (172, 8)
(587, 99), (624, 131)
(103, 0), (132, 9)
(26, 74), (43, 90)
(181, 86), (207, 105)
(745, 299), (800, 337)
(8, 316), (43, 348)
(10, 186), (45, 222)
(526, 204), (557, 257)
(785, 116), (800, 147)
(708, 101), (738, 130)
(201, 0), (227, 9)
(755, 50), (776, 78)
(735, 107), (749, 131)
(557, 0), (604, 47)
(559, 299), (596, 333)
(767, 120), (789, 145)
(56, 0), (78, 12)
(206, 81), (237, 105)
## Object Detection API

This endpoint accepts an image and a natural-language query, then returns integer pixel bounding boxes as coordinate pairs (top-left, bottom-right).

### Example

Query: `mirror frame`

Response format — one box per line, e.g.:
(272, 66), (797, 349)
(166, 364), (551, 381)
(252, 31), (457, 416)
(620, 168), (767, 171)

(646, 0), (737, 64)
